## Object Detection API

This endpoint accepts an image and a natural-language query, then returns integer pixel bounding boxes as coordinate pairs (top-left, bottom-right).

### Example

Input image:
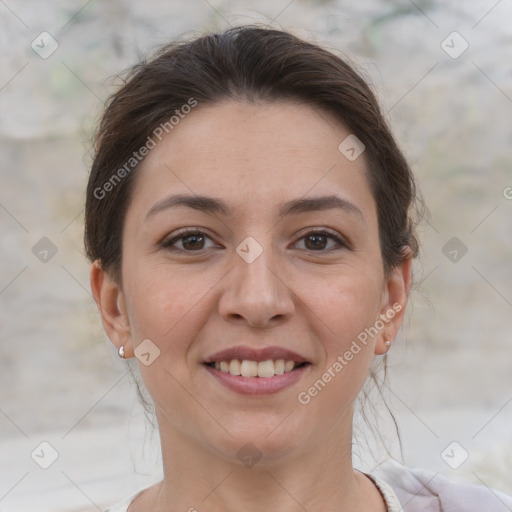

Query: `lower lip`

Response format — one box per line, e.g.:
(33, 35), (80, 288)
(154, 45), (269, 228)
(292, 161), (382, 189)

(204, 364), (310, 395)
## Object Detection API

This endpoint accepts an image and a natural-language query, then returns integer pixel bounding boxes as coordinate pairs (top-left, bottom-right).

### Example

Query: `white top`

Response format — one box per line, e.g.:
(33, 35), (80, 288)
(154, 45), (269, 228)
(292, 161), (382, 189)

(104, 459), (512, 512)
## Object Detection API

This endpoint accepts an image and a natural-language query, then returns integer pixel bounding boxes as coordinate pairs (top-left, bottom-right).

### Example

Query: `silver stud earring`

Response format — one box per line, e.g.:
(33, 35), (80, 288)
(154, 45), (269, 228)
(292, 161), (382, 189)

(384, 340), (391, 348)
(118, 345), (126, 358)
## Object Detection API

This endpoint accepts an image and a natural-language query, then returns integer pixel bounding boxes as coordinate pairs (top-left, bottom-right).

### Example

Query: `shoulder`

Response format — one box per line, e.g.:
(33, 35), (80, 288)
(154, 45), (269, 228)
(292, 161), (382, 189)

(374, 459), (512, 512)
(104, 481), (161, 511)
(103, 489), (144, 512)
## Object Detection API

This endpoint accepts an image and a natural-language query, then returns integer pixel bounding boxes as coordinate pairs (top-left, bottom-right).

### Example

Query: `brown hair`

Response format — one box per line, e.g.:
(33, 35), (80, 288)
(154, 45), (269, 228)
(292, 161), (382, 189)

(84, 25), (419, 282)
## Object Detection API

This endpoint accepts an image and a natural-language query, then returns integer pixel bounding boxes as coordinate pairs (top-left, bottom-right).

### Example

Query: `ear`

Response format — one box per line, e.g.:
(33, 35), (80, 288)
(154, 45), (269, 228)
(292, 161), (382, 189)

(374, 247), (413, 355)
(90, 259), (134, 358)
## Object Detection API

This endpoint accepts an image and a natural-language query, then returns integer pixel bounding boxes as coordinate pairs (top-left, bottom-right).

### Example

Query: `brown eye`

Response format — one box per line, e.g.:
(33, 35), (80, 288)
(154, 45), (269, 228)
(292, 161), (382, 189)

(162, 230), (217, 252)
(305, 233), (328, 250)
(295, 230), (347, 252)
(181, 233), (205, 250)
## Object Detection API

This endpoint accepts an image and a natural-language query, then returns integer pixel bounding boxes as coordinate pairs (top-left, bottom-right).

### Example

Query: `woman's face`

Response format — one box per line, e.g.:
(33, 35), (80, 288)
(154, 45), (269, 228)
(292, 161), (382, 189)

(93, 100), (410, 464)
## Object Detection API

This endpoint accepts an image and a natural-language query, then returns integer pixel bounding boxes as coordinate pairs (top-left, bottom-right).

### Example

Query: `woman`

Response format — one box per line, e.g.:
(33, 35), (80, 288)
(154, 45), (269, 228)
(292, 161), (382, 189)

(84, 26), (512, 511)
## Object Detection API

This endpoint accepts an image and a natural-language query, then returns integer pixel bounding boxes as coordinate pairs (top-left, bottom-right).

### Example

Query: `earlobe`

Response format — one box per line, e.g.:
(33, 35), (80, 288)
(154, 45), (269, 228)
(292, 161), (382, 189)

(90, 260), (134, 358)
(374, 248), (413, 355)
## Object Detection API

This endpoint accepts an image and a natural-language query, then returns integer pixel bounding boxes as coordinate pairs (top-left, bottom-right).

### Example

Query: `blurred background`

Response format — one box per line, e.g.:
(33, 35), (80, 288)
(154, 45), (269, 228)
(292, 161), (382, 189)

(1, 0), (511, 510)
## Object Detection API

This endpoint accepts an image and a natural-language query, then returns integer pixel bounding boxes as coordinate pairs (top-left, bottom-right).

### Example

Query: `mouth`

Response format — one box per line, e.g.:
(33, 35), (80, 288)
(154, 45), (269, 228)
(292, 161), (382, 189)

(202, 346), (311, 394)
(203, 345), (311, 377)
(204, 359), (310, 378)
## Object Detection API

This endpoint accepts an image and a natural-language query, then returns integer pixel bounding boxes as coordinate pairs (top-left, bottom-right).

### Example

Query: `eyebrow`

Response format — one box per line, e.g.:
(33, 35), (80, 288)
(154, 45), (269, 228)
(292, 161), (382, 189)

(146, 193), (365, 223)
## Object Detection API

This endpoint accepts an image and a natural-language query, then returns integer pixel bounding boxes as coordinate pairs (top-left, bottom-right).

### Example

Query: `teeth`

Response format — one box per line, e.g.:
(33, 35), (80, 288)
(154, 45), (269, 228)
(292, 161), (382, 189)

(274, 359), (285, 375)
(229, 359), (241, 375)
(240, 360), (258, 377)
(213, 358), (301, 378)
(257, 360), (275, 378)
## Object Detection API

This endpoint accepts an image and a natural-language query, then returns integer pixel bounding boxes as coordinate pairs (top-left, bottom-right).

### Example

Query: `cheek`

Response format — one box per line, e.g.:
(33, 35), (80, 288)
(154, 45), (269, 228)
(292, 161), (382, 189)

(122, 260), (222, 350)
(121, 263), (208, 399)
(306, 267), (384, 342)
(298, 269), (383, 398)
(123, 268), (173, 341)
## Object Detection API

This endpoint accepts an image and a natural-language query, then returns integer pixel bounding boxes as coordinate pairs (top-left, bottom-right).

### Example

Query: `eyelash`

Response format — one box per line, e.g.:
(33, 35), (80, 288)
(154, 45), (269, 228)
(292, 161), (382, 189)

(161, 228), (349, 253)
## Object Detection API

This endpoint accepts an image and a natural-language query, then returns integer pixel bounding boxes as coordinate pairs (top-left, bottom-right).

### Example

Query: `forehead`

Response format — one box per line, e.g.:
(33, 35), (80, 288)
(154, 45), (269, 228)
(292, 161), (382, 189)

(128, 100), (376, 222)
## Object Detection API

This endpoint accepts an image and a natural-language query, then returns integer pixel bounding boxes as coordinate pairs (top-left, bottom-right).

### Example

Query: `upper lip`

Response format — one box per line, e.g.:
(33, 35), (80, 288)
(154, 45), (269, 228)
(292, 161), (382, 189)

(204, 345), (309, 364)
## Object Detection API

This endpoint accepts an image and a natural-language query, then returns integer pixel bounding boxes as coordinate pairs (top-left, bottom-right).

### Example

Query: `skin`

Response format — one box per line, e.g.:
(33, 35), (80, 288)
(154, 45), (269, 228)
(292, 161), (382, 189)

(91, 100), (412, 512)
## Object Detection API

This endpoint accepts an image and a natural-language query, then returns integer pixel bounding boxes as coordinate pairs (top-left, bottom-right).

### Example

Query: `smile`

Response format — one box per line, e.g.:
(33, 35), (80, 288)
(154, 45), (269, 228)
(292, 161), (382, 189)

(206, 359), (309, 378)
(203, 345), (311, 395)
(203, 361), (311, 395)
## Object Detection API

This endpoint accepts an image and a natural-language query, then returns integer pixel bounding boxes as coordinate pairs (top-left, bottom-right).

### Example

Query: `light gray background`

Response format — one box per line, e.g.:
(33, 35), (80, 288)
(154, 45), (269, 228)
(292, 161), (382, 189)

(1, 1), (511, 510)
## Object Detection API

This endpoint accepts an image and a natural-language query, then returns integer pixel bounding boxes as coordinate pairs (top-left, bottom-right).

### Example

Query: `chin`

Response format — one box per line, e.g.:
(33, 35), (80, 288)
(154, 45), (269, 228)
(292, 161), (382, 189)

(207, 419), (309, 467)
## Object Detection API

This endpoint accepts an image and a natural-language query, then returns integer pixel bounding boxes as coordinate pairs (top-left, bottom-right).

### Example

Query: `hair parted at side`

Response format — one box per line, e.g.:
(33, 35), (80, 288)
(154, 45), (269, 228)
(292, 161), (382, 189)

(85, 24), (420, 283)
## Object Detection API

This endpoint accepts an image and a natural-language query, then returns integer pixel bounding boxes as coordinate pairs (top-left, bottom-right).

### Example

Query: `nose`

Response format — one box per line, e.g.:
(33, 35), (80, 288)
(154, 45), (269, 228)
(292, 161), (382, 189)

(218, 243), (295, 328)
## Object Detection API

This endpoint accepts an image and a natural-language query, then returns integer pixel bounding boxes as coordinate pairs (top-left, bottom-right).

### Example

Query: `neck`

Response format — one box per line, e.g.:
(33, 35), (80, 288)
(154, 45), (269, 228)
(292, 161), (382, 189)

(142, 410), (385, 512)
